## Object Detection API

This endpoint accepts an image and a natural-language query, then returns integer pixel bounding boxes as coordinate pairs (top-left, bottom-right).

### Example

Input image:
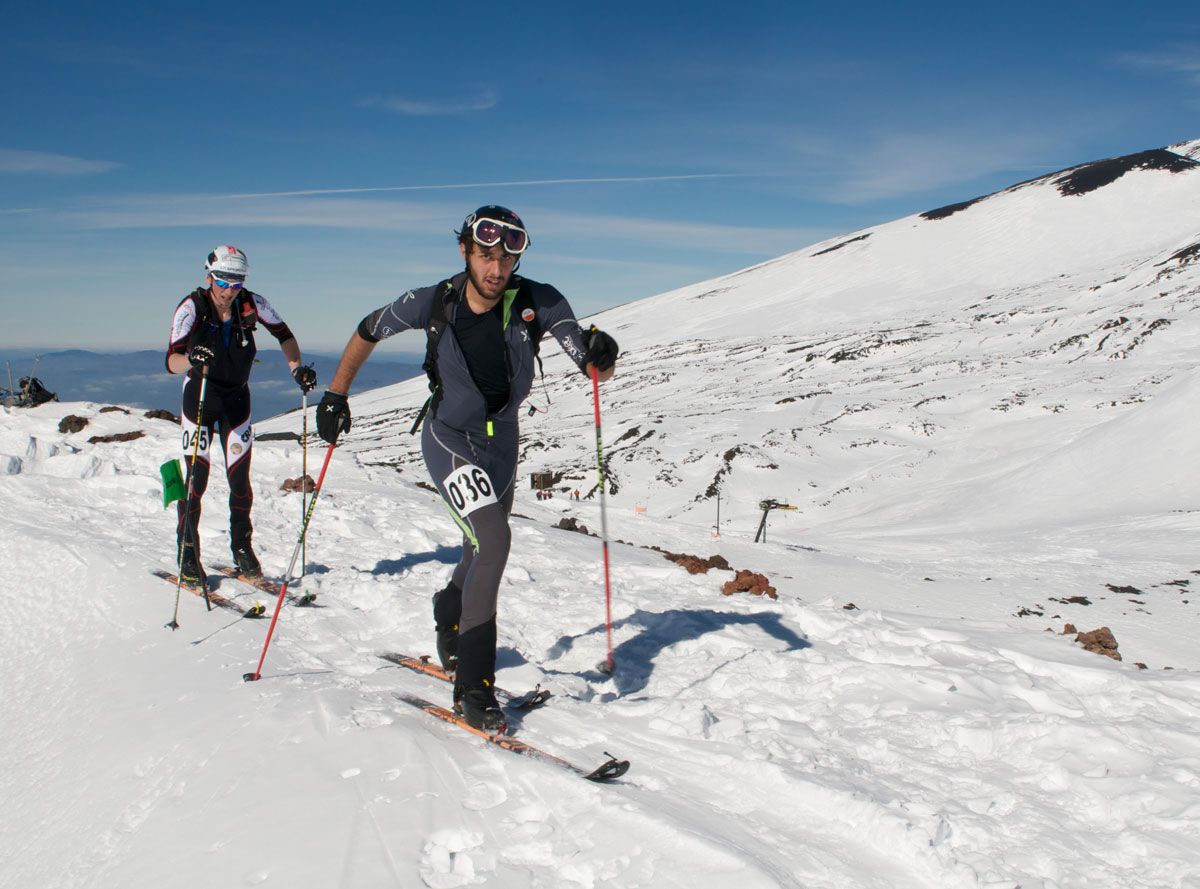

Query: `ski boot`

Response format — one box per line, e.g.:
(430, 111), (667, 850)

(435, 623), (458, 674)
(178, 543), (208, 588)
(454, 681), (504, 733)
(432, 581), (462, 673)
(232, 540), (263, 579)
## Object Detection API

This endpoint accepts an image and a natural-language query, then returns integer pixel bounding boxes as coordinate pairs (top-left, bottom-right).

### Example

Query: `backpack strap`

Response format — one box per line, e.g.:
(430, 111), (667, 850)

(408, 276), (546, 435)
(410, 279), (456, 435)
(187, 288), (258, 349)
(235, 291), (259, 331)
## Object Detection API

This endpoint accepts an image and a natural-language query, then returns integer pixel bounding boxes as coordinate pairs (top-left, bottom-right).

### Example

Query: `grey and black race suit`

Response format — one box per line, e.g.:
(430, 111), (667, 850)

(357, 272), (590, 689)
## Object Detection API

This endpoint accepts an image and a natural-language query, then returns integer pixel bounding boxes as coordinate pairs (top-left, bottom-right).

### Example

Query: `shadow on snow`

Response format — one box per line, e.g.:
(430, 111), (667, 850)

(367, 544), (462, 576)
(533, 607), (810, 698)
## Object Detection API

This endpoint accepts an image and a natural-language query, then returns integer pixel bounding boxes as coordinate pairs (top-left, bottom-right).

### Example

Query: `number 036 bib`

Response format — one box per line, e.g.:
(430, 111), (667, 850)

(441, 463), (498, 517)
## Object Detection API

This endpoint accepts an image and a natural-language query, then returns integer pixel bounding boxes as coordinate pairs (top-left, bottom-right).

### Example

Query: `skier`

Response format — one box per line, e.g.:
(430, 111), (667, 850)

(315, 206), (618, 731)
(166, 245), (317, 585)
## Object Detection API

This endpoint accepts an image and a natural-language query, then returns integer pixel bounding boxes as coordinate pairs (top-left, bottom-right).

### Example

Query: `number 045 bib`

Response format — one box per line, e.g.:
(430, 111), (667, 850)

(441, 463), (498, 517)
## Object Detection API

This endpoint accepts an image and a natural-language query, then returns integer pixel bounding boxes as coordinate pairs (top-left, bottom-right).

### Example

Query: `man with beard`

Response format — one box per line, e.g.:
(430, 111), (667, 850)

(316, 206), (619, 731)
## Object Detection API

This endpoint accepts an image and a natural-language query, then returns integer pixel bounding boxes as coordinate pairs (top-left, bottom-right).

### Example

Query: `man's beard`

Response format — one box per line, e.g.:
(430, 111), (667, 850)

(466, 264), (511, 300)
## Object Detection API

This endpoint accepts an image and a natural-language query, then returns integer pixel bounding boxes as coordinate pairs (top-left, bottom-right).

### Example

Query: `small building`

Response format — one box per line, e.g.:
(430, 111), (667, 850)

(530, 471), (554, 491)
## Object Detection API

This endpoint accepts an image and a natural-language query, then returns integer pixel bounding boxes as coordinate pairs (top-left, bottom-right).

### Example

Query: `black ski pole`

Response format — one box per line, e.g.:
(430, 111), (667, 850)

(243, 442), (336, 681)
(168, 365), (211, 629)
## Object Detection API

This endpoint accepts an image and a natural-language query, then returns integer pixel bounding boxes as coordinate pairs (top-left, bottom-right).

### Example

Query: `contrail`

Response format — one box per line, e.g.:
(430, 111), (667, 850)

(221, 173), (745, 200)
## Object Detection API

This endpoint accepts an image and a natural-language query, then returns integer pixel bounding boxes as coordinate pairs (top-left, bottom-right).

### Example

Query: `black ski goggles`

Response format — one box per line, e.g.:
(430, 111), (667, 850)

(467, 216), (530, 255)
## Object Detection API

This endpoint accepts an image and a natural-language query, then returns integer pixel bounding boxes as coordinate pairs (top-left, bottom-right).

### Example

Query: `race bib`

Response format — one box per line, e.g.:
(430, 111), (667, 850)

(180, 414), (212, 460)
(441, 463), (498, 517)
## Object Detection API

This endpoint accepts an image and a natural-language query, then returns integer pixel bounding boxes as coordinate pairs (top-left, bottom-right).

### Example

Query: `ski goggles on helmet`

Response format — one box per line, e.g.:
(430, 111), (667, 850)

(467, 216), (530, 255)
(210, 274), (245, 290)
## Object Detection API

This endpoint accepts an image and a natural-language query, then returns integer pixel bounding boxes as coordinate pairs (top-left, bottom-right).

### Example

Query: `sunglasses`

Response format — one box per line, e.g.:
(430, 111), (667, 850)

(211, 275), (245, 290)
(468, 217), (530, 255)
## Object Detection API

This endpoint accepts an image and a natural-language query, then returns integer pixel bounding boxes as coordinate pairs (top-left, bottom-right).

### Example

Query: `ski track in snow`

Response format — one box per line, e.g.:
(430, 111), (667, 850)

(2, 401), (1199, 888)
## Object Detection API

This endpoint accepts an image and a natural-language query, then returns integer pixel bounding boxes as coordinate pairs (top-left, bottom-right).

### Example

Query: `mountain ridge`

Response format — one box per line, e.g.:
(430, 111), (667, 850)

(261, 138), (1200, 545)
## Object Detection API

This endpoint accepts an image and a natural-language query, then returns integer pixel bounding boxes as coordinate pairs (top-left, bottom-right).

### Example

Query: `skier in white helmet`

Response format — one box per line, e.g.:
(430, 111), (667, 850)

(165, 245), (318, 586)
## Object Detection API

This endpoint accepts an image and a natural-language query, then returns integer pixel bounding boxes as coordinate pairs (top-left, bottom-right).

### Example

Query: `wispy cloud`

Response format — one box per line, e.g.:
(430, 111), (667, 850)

(358, 90), (498, 115)
(56, 194), (441, 232)
(793, 128), (1074, 205)
(525, 210), (829, 258)
(221, 173), (747, 199)
(48, 191), (815, 255)
(0, 149), (120, 175)
(1117, 46), (1200, 83)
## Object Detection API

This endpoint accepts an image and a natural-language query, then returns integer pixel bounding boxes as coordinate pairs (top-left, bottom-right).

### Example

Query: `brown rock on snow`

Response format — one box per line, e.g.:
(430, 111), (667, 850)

(280, 475), (316, 493)
(88, 431), (145, 444)
(722, 570), (777, 599)
(662, 551), (732, 574)
(1063, 624), (1121, 661)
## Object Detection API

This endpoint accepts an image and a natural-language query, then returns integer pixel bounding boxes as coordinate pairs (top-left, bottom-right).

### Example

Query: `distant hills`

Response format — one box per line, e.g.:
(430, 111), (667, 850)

(0, 348), (422, 419)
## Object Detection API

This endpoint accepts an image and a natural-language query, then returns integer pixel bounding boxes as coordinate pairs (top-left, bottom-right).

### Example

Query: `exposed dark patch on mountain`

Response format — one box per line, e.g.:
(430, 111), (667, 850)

(1156, 242), (1195, 263)
(1106, 583), (1142, 595)
(1112, 319), (1172, 359)
(921, 197), (986, 221)
(1053, 150), (1198, 197)
(1154, 243), (1200, 282)
(921, 147), (1199, 220)
(826, 332), (926, 363)
(812, 233), (871, 256)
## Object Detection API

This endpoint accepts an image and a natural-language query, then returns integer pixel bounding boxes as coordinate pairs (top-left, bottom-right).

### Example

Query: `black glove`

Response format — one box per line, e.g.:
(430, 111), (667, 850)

(187, 343), (215, 368)
(584, 327), (619, 372)
(317, 390), (351, 443)
(292, 364), (318, 393)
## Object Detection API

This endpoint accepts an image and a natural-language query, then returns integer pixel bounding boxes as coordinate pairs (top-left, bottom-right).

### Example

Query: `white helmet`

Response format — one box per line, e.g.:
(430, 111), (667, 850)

(205, 245), (248, 281)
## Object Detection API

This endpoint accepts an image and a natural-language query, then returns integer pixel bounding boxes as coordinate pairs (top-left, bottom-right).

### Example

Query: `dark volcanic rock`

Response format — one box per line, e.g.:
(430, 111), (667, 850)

(1053, 149), (1197, 197)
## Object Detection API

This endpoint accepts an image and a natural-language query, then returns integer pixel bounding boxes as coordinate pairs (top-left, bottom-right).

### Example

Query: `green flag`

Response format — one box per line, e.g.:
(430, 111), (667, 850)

(160, 458), (185, 508)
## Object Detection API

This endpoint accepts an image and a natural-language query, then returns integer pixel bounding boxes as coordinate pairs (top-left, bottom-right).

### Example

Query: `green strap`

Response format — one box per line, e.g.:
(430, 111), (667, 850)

(441, 498), (479, 553)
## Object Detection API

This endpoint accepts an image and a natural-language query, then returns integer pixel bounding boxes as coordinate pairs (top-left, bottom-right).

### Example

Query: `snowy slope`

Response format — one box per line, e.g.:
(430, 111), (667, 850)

(4, 403), (1199, 889)
(263, 141), (1200, 665)
(3, 141), (1200, 888)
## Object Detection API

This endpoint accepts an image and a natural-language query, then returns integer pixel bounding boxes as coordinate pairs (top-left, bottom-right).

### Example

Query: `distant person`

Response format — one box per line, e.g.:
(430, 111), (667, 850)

(315, 206), (618, 731)
(166, 245), (317, 585)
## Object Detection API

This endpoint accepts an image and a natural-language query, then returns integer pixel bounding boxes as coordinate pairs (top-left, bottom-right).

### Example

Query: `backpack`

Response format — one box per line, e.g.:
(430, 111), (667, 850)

(187, 288), (259, 348)
(410, 276), (543, 434)
(18, 376), (57, 407)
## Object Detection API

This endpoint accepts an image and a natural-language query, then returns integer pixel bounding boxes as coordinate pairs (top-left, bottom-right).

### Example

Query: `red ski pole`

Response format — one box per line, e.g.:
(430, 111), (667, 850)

(591, 365), (616, 674)
(243, 442), (336, 682)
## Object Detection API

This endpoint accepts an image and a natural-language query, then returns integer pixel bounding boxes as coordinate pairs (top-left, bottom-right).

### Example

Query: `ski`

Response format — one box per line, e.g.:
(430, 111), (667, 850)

(151, 568), (266, 619)
(216, 566), (320, 607)
(392, 691), (629, 782)
(378, 652), (552, 710)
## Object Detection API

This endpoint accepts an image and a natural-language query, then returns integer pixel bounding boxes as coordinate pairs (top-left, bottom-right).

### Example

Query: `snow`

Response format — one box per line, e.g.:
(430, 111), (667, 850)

(3, 145), (1200, 888)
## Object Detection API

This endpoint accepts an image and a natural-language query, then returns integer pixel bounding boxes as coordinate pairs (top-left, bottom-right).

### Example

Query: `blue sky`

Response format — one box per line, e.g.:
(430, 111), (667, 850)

(1, 1), (1197, 352)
